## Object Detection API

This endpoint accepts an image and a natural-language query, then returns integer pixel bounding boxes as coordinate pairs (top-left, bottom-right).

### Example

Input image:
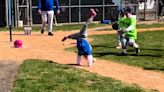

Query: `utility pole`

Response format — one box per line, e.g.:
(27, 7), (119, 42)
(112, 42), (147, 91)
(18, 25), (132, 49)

(8, 0), (12, 41)
(143, 0), (146, 20)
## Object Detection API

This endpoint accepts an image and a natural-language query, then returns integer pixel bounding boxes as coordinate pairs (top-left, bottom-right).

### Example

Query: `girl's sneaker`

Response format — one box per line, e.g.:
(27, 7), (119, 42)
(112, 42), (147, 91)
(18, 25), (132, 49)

(116, 45), (122, 49)
(93, 58), (96, 62)
(90, 9), (97, 17)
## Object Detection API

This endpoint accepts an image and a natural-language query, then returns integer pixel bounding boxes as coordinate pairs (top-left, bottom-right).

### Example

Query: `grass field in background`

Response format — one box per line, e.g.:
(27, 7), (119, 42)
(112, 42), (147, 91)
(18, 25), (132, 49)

(97, 23), (164, 31)
(67, 30), (164, 72)
(0, 22), (164, 32)
(136, 23), (164, 28)
(0, 23), (107, 32)
(12, 59), (150, 92)
(92, 31), (164, 71)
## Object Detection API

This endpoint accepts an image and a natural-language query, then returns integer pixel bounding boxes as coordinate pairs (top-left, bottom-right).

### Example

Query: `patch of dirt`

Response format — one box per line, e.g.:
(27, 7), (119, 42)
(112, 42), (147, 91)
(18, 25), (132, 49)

(0, 26), (164, 92)
(0, 61), (19, 92)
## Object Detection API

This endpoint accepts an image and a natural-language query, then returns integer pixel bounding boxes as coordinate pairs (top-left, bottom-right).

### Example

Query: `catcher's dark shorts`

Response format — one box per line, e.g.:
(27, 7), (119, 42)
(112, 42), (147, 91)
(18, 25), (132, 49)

(77, 39), (92, 56)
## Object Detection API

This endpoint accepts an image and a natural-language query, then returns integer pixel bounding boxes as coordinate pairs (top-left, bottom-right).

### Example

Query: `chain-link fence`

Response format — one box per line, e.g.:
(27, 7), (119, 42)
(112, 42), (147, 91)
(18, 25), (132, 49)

(2, 0), (163, 27)
(0, 0), (7, 27)
(31, 0), (120, 24)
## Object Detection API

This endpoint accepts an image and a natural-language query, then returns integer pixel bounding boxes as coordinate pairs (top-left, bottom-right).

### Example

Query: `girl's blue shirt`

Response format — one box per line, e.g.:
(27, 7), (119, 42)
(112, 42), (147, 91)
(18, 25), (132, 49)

(77, 39), (92, 55)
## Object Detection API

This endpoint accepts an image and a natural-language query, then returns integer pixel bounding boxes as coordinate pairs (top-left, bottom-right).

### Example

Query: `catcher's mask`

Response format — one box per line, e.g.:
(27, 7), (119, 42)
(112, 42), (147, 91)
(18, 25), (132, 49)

(14, 40), (23, 48)
(121, 7), (132, 14)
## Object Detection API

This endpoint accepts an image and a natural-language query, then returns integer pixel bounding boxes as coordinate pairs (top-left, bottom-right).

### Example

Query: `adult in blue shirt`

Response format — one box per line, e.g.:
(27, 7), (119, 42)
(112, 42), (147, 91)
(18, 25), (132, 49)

(38, 0), (60, 36)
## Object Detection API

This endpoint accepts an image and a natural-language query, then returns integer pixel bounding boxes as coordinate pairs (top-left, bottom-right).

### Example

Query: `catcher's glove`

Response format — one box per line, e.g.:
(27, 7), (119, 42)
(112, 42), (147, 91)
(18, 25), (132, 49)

(112, 23), (119, 30)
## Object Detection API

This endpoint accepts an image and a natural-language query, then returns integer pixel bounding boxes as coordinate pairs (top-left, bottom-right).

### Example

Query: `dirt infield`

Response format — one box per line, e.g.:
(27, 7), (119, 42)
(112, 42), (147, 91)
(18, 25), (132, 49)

(0, 27), (164, 92)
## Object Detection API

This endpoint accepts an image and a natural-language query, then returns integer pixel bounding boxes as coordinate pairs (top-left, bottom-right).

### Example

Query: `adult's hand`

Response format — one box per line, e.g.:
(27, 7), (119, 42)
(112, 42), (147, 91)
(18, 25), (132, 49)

(56, 10), (60, 15)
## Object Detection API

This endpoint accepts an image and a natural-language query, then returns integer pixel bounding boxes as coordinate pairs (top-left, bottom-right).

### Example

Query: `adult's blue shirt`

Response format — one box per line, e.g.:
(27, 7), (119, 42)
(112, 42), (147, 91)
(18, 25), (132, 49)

(38, 0), (59, 11)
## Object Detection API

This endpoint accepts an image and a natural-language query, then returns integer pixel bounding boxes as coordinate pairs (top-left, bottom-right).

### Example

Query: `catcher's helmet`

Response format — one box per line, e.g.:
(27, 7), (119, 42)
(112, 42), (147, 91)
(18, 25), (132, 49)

(14, 40), (23, 48)
(121, 7), (132, 14)
(112, 23), (119, 30)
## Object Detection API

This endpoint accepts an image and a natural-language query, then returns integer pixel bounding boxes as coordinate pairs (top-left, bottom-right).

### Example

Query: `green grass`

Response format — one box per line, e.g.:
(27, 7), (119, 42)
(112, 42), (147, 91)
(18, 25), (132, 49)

(67, 30), (164, 72)
(0, 22), (164, 32)
(54, 23), (107, 31)
(0, 23), (107, 32)
(136, 23), (164, 28)
(12, 59), (151, 92)
(98, 23), (164, 31)
(103, 23), (164, 31)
